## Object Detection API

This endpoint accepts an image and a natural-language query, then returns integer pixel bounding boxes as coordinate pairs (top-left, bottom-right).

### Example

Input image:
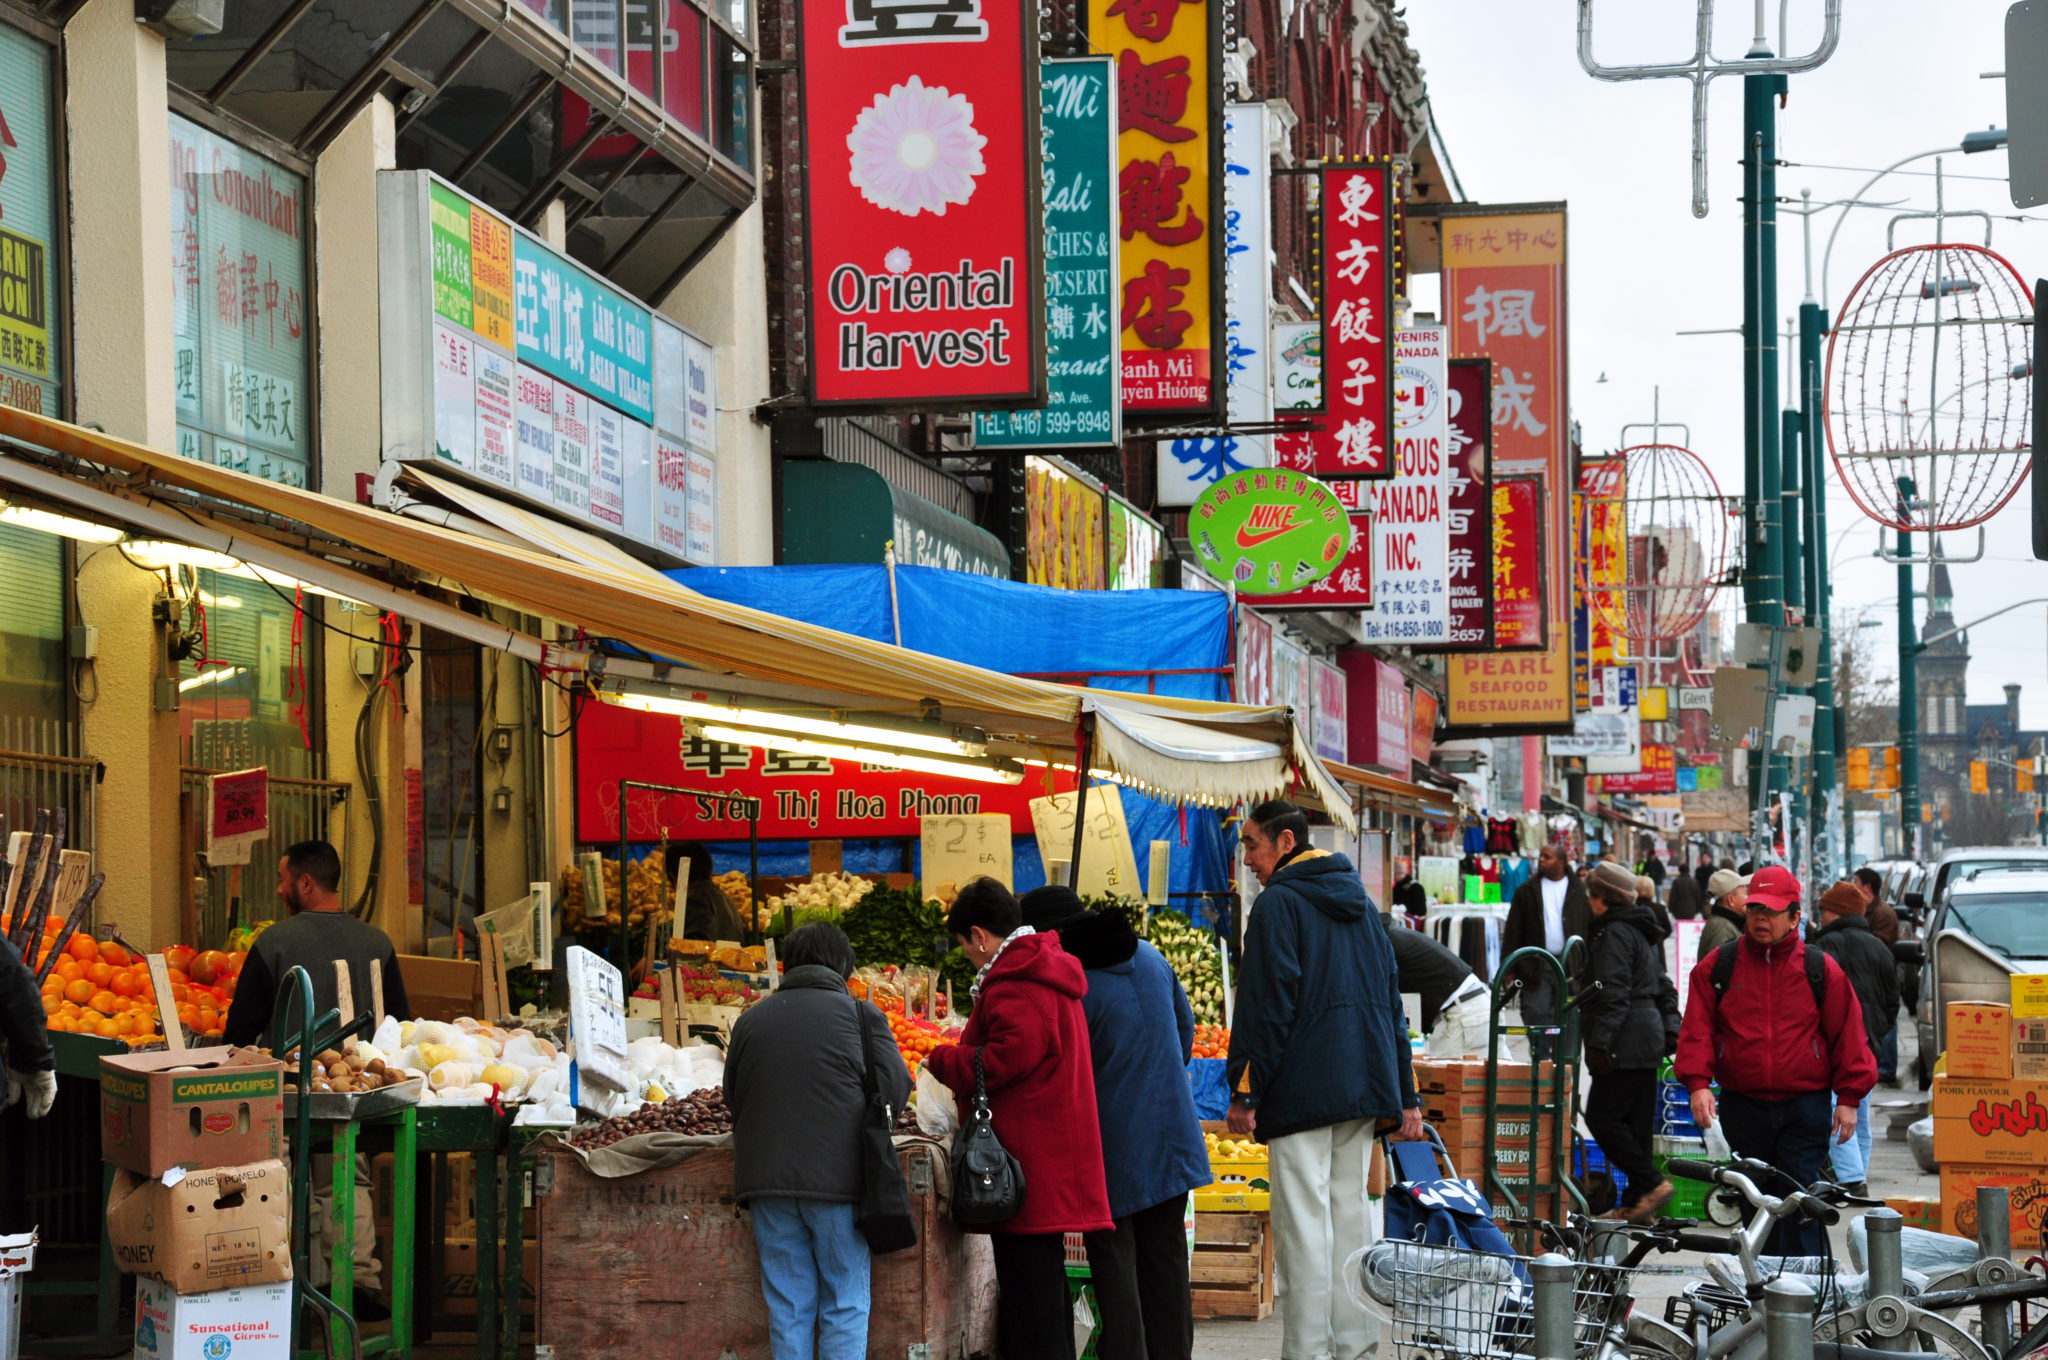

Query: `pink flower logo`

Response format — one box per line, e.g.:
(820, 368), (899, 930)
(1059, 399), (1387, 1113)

(846, 76), (986, 217)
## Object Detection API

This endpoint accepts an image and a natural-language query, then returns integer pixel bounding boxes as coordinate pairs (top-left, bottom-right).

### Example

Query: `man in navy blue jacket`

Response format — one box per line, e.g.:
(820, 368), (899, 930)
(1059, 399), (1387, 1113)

(1023, 885), (1210, 1360)
(1227, 800), (1420, 1360)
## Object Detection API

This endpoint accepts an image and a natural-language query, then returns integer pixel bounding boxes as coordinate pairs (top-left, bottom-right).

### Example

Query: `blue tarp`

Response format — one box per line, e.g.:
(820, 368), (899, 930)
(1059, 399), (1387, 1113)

(677, 564), (1239, 902)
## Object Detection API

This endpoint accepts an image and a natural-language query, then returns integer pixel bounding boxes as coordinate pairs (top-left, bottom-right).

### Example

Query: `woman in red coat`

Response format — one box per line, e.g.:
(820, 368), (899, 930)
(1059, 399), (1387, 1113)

(925, 878), (1112, 1360)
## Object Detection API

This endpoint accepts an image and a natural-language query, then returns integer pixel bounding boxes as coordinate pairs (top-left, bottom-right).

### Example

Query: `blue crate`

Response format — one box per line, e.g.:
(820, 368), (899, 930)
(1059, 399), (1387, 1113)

(1573, 1138), (1627, 1202)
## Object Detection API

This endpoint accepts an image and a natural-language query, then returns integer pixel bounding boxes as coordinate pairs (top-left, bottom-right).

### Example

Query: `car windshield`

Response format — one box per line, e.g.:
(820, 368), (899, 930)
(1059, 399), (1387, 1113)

(1942, 861), (2048, 897)
(1947, 892), (2048, 960)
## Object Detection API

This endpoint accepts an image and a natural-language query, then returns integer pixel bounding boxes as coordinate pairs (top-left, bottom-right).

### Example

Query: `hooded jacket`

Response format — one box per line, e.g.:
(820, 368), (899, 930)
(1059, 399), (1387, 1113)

(1225, 849), (1418, 1143)
(1502, 871), (1593, 984)
(1674, 931), (1877, 1106)
(724, 964), (911, 1205)
(1667, 872), (1703, 921)
(0, 936), (51, 1090)
(1054, 911), (1212, 1219)
(1813, 913), (1900, 1054)
(1697, 901), (1747, 956)
(924, 930), (1113, 1234)
(1580, 901), (1681, 1070)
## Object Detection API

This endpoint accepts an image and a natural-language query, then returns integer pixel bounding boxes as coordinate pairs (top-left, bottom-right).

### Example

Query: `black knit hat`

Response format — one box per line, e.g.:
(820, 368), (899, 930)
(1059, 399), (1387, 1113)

(1018, 884), (1088, 931)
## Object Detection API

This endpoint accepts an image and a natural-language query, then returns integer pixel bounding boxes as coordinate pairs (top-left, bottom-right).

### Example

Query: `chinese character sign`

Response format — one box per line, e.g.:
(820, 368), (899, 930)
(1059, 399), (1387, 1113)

(0, 28), (58, 418)
(977, 56), (1118, 448)
(1356, 325), (1449, 644)
(1026, 456), (1106, 589)
(1275, 164), (1395, 478)
(1440, 358), (1493, 649)
(1251, 477), (1371, 607)
(1601, 744), (1677, 795)
(1092, 0), (1216, 414)
(1492, 475), (1544, 648)
(171, 115), (308, 486)
(1188, 468), (1351, 595)
(1272, 320), (1321, 411)
(803, 0), (1044, 404)
(1443, 208), (1568, 640)
(1236, 607), (1273, 704)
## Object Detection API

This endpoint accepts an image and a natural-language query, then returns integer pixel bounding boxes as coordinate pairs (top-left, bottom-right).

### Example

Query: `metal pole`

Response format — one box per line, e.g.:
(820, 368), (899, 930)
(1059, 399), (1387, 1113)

(1979, 1186), (2014, 1356)
(1744, 70), (1789, 801)
(1531, 1252), (1576, 1360)
(1898, 516), (1919, 861)
(1803, 289), (1835, 877)
(1865, 1208), (1909, 1353)
(1764, 1278), (1817, 1360)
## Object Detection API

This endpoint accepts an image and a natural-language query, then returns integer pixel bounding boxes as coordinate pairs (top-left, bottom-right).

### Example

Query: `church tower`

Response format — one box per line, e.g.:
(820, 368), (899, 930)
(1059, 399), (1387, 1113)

(1919, 544), (1970, 807)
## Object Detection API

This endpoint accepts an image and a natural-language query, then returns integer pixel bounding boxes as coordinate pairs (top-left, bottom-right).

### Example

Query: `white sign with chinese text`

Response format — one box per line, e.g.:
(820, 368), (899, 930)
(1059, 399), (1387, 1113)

(1357, 325), (1450, 644)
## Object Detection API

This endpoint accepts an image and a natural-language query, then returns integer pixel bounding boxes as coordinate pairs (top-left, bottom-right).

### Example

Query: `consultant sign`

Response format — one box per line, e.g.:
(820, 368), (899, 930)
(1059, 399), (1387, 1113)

(801, 0), (1044, 406)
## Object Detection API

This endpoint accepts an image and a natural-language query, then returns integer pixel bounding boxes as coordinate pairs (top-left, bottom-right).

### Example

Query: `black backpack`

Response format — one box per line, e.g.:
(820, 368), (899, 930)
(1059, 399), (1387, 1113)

(1707, 939), (1826, 1014)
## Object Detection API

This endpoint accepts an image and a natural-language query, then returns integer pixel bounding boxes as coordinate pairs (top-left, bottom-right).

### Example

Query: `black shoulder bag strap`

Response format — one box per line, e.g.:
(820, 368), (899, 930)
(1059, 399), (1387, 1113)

(851, 999), (917, 1254)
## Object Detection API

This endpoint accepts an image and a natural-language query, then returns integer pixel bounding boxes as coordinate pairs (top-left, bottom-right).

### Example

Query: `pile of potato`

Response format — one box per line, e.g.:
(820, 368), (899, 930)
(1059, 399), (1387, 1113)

(282, 1042), (414, 1094)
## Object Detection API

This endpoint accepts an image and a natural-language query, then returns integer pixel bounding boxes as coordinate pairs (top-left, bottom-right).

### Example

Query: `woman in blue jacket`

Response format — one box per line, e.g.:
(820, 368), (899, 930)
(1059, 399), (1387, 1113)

(1021, 885), (1211, 1360)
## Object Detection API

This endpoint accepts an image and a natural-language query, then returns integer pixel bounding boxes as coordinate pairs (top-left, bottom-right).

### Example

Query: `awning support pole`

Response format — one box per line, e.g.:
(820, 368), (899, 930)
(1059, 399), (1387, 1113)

(885, 540), (903, 646)
(1068, 720), (1095, 889)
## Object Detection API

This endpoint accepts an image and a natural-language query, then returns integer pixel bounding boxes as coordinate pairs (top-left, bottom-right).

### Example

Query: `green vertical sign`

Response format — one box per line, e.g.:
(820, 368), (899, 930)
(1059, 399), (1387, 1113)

(430, 183), (474, 328)
(974, 56), (1119, 450)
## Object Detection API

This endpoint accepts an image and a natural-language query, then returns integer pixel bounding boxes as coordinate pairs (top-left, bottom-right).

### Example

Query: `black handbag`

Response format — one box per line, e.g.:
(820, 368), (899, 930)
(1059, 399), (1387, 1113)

(951, 1048), (1026, 1226)
(852, 1001), (918, 1254)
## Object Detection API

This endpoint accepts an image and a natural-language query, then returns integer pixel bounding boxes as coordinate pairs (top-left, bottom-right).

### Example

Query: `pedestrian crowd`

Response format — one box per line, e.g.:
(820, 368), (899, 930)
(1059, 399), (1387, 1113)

(714, 801), (1900, 1360)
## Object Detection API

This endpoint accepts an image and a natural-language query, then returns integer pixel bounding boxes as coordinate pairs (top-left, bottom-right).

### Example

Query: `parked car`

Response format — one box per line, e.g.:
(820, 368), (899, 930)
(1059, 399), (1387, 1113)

(1904, 850), (2048, 1086)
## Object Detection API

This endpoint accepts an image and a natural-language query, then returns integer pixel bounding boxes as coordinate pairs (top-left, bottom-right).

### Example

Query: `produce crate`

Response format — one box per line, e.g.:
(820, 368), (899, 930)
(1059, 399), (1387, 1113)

(1190, 1212), (1273, 1321)
(1573, 1137), (1626, 1203)
(1065, 1232), (1089, 1272)
(535, 1137), (993, 1357)
(1196, 1120), (1271, 1212)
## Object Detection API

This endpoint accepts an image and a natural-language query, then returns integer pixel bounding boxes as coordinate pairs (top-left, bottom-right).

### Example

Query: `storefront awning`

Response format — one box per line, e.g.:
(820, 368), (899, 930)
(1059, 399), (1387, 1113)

(1321, 760), (1462, 820)
(394, 466), (676, 586)
(0, 410), (1351, 828)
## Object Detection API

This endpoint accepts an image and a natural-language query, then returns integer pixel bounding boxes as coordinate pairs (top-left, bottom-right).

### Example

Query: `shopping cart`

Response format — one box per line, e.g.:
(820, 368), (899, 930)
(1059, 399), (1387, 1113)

(1349, 1238), (1634, 1360)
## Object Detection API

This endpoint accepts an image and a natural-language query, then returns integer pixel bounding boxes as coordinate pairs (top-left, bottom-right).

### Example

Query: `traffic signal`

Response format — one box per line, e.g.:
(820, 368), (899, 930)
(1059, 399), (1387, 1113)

(1972, 761), (1990, 794)
(1847, 747), (1871, 791)
(1884, 746), (1901, 790)
(2021, 766), (2035, 794)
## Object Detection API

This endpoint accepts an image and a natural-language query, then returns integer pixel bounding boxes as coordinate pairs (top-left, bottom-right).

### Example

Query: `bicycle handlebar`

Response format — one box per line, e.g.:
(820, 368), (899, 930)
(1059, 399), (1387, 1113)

(1662, 1158), (1838, 1223)
(1674, 1228), (1738, 1254)
(1666, 1157), (1720, 1182)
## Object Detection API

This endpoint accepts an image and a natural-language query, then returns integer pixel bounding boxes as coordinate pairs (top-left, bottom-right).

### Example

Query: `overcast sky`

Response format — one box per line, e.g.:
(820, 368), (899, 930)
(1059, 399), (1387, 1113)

(1405, 1), (2048, 727)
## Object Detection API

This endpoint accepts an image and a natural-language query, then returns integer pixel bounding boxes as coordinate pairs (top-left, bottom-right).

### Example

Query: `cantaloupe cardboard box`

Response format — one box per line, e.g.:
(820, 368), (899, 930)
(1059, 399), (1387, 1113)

(99, 1048), (283, 1177)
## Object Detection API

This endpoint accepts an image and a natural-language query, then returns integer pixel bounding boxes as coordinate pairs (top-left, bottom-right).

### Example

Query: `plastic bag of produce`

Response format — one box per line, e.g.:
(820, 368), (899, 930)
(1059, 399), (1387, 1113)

(915, 1066), (959, 1138)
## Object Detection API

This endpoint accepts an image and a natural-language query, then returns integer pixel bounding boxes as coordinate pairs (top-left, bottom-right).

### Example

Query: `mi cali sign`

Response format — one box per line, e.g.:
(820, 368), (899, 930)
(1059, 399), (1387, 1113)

(800, 0), (1047, 407)
(1188, 469), (1350, 595)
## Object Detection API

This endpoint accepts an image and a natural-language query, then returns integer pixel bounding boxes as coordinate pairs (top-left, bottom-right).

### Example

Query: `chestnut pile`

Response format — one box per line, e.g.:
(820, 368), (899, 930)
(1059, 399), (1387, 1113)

(571, 1087), (733, 1148)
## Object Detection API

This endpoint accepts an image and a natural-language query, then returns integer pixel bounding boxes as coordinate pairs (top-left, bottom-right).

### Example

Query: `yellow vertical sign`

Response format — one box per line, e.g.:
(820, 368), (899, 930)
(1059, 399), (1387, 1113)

(467, 202), (515, 352)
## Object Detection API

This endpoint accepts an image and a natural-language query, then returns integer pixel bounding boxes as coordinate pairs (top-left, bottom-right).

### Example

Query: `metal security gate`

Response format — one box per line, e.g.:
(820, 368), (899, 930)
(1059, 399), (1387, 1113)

(0, 714), (97, 871)
(181, 735), (349, 948)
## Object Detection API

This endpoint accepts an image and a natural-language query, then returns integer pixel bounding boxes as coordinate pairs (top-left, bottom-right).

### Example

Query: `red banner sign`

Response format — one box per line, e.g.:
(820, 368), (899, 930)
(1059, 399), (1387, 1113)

(1601, 744), (1677, 795)
(1251, 478), (1373, 607)
(800, 0), (1043, 405)
(574, 701), (1071, 842)
(1439, 357), (1493, 649)
(1275, 163), (1396, 477)
(1493, 475), (1544, 649)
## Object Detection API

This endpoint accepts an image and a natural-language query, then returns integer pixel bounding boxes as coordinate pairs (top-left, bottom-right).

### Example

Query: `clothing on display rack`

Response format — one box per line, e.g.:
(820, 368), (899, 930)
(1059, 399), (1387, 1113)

(1517, 811), (1547, 857)
(1485, 816), (1518, 855)
(1497, 858), (1533, 901)
(1461, 821), (1487, 855)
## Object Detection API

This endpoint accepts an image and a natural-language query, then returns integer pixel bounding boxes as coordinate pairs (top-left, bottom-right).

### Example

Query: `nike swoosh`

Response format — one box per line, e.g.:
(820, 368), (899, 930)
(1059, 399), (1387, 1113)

(1235, 524), (1297, 548)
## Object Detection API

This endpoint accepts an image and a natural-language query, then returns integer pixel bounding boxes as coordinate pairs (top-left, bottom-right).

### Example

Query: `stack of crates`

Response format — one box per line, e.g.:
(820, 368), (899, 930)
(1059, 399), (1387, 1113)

(1063, 1234), (1100, 1359)
(1653, 1059), (1720, 1218)
(1572, 1138), (1626, 1204)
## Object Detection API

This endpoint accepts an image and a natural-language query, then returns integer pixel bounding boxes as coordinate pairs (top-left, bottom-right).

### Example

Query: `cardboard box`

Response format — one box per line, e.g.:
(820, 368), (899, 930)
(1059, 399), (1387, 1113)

(132, 1277), (292, 1360)
(1931, 1075), (2048, 1165)
(99, 1048), (285, 1177)
(107, 1160), (292, 1294)
(396, 954), (481, 1023)
(2016, 1019), (2048, 1080)
(2012, 975), (2048, 1019)
(1940, 1164), (2048, 1247)
(1885, 1196), (1943, 1231)
(442, 1238), (538, 1318)
(1948, 1001), (2013, 1079)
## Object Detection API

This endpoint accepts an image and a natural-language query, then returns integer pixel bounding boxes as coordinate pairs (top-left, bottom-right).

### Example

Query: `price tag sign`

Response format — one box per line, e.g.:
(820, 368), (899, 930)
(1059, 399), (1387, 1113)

(1029, 785), (1142, 898)
(565, 945), (629, 1103)
(206, 768), (269, 866)
(920, 813), (1014, 895)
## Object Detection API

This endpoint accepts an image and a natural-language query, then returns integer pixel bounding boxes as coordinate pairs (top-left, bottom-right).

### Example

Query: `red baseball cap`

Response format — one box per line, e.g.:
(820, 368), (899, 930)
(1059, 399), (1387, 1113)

(1746, 865), (1801, 913)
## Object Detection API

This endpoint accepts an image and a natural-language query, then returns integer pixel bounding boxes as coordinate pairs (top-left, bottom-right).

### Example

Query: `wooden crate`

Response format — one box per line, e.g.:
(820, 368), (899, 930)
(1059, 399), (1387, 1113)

(1191, 1211), (1273, 1321)
(535, 1138), (994, 1357)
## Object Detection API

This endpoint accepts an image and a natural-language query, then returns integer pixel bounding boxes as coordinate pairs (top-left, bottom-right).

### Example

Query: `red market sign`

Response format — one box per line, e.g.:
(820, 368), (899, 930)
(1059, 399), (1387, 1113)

(574, 701), (1072, 841)
(1602, 745), (1677, 795)
(1492, 475), (1545, 650)
(800, 0), (1045, 406)
(208, 768), (269, 841)
(1438, 357), (1493, 649)
(1275, 163), (1396, 477)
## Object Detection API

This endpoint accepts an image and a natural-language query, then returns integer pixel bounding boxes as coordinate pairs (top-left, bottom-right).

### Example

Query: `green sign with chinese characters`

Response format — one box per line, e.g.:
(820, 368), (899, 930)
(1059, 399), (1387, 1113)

(974, 57), (1118, 450)
(1188, 469), (1350, 595)
(0, 27), (60, 418)
(430, 182), (474, 329)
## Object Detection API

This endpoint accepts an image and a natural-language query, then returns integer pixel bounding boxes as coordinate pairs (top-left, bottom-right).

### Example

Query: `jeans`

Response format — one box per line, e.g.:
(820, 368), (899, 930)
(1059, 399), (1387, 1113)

(750, 1198), (871, 1360)
(1083, 1195), (1193, 1360)
(1584, 1068), (1663, 1209)
(1879, 1027), (1899, 1083)
(1717, 1089), (1836, 1257)
(1271, 1118), (1377, 1360)
(991, 1231), (1076, 1360)
(1829, 1093), (1875, 1186)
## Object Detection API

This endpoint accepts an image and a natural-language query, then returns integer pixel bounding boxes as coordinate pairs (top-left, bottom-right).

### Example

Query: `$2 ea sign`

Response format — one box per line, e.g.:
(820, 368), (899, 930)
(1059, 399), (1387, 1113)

(1187, 469), (1350, 595)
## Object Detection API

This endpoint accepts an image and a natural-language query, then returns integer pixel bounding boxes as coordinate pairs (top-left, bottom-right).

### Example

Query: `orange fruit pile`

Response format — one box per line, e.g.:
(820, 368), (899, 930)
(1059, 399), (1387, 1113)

(1192, 1023), (1231, 1059)
(3, 913), (243, 1045)
(877, 1003), (955, 1075)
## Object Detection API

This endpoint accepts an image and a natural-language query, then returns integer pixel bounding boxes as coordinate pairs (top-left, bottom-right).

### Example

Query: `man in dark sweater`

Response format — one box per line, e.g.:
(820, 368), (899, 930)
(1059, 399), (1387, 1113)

(224, 840), (410, 1047)
(1501, 844), (1591, 1056)
(1385, 916), (1498, 1058)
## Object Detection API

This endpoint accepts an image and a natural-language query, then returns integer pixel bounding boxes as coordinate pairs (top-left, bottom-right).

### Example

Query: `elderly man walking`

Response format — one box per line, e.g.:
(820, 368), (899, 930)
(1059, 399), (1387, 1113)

(1227, 801), (1419, 1360)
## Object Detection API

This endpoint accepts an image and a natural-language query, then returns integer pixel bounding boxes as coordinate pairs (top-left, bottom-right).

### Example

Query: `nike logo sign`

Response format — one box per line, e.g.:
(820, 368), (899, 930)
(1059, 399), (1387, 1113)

(1235, 523), (1298, 547)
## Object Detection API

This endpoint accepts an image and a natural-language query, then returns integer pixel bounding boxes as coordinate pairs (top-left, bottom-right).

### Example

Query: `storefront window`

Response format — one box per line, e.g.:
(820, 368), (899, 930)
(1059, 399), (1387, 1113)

(0, 523), (63, 725)
(714, 31), (751, 169)
(0, 25), (60, 419)
(170, 116), (312, 488)
(178, 571), (316, 774)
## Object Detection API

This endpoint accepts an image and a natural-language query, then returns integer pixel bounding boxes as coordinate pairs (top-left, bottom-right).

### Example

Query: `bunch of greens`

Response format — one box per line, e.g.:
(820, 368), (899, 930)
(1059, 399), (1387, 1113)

(841, 884), (979, 1011)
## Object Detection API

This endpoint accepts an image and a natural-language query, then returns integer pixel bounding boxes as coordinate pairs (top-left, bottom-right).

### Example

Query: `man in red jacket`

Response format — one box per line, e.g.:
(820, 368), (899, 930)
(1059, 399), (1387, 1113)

(1674, 865), (1876, 1255)
(925, 878), (1112, 1360)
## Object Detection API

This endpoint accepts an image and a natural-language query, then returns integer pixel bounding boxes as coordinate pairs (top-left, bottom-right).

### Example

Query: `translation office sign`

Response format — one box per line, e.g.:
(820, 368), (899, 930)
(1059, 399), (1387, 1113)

(1276, 163), (1395, 477)
(975, 56), (1118, 449)
(378, 171), (716, 562)
(1355, 324), (1449, 645)
(800, 0), (1045, 406)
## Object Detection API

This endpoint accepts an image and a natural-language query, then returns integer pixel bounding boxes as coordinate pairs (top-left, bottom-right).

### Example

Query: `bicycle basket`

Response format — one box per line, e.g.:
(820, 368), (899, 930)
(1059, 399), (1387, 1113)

(1347, 1240), (1630, 1360)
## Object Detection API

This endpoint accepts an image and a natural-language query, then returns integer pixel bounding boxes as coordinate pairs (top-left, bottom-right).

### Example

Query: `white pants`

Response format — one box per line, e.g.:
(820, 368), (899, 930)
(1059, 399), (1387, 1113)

(1425, 991), (1508, 1060)
(1270, 1117), (1378, 1360)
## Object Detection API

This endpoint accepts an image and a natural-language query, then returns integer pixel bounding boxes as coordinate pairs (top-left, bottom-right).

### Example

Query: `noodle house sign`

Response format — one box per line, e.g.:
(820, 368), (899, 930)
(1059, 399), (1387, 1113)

(800, 0), (1046, 407)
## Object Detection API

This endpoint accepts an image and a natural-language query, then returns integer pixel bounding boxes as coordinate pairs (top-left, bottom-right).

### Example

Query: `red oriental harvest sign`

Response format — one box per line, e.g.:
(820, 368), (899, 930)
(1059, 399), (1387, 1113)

(1440, 357), (1493, 649)
(574, 701), (1073, 841)
(1492, 475), (1544, 650)
(800, 0), (1045, 406)
(1092, 0), (1219, 415)
(1276, 163), (1396, 477)
(1601, 744), (1676, 795)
